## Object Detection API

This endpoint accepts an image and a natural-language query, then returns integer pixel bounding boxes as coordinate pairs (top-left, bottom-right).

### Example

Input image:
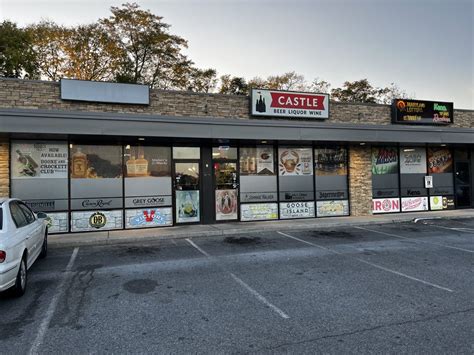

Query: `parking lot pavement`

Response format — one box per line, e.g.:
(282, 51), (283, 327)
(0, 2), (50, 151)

(1, 219), (473, 354)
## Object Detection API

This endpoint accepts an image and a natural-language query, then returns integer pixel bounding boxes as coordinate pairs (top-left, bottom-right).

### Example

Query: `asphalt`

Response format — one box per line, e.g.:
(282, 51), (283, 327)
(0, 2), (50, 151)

(1, 216), (473, 354)
(50, 208), (474, 247)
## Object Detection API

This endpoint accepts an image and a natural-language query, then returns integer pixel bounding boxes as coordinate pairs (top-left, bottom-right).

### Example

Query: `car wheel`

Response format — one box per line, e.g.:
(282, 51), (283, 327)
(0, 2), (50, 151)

(39, 230), (48, 259)
(12, 256), (27, 297)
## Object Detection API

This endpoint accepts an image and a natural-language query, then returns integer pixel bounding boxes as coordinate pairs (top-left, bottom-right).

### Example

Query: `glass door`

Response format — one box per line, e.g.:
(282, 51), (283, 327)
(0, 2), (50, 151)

(174, 161), (200, 223)
(454, 161), (471, 208)
(213, 147), (239, 221)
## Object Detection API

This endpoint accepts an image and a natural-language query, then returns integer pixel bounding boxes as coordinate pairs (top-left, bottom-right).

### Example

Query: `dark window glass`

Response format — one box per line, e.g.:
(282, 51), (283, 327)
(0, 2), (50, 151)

(10, 202), (28, 228)
(124, 146), (171, 177)
(18, 203), (36, 224)
(70, 145), (122, 179)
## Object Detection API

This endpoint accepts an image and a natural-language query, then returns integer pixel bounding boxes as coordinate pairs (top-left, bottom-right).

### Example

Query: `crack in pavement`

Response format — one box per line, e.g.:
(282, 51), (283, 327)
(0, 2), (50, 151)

(260, 307), (474, 352)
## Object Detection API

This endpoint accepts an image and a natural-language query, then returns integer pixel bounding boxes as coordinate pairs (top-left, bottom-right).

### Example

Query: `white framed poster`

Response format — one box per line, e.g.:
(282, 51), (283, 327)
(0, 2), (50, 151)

(401, 197), (428, 212)
(316, 200), (349, 217)
(71, 210), (123, 232)
(176, 191), (200, 223)
(278, 147), (313, 176)
(256, 146), (274, 174)
(279, 201), (315, 219)
(216, 189), (238, 221)
(126, 207), (173, 228)
(400, 148), (427, 174)
(429, 196), (443, 211)
(240, 203), (278, 221)
(372, 198), (401, 214)
(11, 141), (68, 179)
(45, 212), (69, 234)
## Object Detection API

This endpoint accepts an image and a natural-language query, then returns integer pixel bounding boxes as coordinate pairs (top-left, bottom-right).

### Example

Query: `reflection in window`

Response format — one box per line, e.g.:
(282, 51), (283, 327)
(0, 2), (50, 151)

(71, 145), (122, 179)
(212, 146), (237, 160)
(175, 163), (199, 190)
(314, 146), (347, 176)
(173, 147), (200, 160)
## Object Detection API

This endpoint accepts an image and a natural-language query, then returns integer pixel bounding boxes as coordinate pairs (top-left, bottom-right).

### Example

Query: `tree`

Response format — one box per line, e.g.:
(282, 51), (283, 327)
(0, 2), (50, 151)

(218, 75), (248, 95)
(377, 82), (412, 104)
(99, 2), (190, 88)
(331, 79), (389, 103)
(186, 68), (218, 93)
(309, 77), (331, 94)
(0, 21), (38, 78)
(265, 71), (307, 91)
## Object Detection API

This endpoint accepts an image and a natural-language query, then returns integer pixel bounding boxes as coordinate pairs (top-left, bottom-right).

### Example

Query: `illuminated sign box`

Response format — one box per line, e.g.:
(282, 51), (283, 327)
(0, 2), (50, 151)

(392, 99), (453, 125)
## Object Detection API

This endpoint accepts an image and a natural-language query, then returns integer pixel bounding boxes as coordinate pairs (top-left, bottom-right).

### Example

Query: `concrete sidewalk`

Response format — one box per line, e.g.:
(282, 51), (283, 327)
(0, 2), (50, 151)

(49, 209), (474, 247)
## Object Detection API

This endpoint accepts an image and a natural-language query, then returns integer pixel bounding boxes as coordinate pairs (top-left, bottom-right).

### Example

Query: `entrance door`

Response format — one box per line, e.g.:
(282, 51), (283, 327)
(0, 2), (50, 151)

(213, 147), (239, 221)
(454, 161), (471, 208)
(174, 161), (200, 224)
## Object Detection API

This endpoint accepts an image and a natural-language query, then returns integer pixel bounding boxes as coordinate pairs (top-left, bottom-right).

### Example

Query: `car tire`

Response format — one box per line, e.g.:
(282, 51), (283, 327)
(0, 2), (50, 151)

(12, 256), (27, 297)
(39, 229), (48, 259)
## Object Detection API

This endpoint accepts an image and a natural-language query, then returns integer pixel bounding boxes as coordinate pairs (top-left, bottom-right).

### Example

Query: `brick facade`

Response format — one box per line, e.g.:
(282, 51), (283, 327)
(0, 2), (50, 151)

(0, 141), (9, 197)
(348, 145), (373, 216)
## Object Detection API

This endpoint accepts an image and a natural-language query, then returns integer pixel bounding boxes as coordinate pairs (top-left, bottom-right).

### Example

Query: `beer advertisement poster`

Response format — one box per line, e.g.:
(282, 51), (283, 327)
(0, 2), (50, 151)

(314, 147), (347, 176)
(240, 203), (278, 222)
(176, 191), (200, 223)
(11, 141), (68, 179)
(125, 207), (173, 228)
(316, 200), (349, 217)
(256, 146), (274, 174)
(400, 148), (427, 174)
(278, 147), (313, 176)
(215, 189), (238, 220)
(427, 148), (453, 174)
(279, 201), (315, 219)
(372, 147), (398, 175)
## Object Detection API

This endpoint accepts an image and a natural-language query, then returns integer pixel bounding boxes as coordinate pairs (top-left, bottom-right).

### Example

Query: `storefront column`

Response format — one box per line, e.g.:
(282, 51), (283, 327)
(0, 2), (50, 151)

(349, 145), (372, 216)
(0, 140), (9, 197)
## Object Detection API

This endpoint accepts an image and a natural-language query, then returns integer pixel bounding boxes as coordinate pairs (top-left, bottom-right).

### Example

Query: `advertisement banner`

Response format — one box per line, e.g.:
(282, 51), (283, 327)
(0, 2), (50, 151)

(401, 197), (429, 212)
(251, 88), (329, 119)
(11, 141), (68, 179)
(279, 201), (315, 219)
(216, 189), (238, 221)
(176, 191), (200, 223)
(71, 210), (123, 232)
(240, 203), (278, 222)
(430, 196), (443, 211)
(371, 147), (398, 175)
(316, 200), (349, 217)
(427, 148), (453, 174)
(70, 145), (122, 179)
(314, 147), (347, 176)
(256, 146), (274, 174)
(392, 99), (453, 125)
(400, 148), (427, 174)
(44, 212), (69, 234)
(372, 198), (400, 214)
(278, 147), (313, 176)
(124, 146), (170, 178)
(125, 208), (173, 228)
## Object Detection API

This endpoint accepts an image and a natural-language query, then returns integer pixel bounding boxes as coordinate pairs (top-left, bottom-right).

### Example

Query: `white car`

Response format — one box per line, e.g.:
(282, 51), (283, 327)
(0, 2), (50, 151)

(0, 198), (48, 297)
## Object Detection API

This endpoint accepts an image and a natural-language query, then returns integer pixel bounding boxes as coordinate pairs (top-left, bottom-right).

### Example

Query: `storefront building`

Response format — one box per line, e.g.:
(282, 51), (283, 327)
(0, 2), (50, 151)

(0, 78), (472, 233)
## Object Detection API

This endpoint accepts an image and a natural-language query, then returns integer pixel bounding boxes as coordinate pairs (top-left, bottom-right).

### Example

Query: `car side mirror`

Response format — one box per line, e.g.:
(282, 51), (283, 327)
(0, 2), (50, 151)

(36, 212), (48, 219)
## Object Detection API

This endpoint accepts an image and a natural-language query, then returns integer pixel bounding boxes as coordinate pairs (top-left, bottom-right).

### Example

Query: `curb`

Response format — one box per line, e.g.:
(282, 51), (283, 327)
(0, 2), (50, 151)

(49, 211), (474, 248)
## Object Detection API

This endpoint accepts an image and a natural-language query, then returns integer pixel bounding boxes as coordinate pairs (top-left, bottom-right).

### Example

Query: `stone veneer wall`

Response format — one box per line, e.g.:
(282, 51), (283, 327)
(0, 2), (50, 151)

(0, 140), (9, 197)
(348, 145), (373, 216)
(0, 78), (472, 127)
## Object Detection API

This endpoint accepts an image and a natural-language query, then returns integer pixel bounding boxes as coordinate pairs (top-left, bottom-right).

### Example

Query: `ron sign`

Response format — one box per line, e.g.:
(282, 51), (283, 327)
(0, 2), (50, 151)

(251, 89), (329, 119)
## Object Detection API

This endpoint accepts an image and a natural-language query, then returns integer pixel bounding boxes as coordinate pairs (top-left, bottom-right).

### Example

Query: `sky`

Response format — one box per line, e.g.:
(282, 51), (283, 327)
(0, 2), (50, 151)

(1, 0), (473, 109)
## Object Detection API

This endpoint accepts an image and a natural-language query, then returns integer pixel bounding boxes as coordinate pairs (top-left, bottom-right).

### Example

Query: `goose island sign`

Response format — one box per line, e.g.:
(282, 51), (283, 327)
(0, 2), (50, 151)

(251, 89), (329, 119)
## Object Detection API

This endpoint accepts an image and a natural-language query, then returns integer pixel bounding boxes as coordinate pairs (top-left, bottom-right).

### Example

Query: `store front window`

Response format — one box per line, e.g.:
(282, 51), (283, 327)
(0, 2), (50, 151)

(427, 147), (455, 210)
(371, 146), (400, 214)
(213, 147), (238, 221)
(399, 147), (428, 212)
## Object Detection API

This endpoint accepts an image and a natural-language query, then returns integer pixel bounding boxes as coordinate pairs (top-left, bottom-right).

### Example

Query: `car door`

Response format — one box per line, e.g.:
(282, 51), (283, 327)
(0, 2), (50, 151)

(9, 201), (33, 264)
(18, 202), (43, 262)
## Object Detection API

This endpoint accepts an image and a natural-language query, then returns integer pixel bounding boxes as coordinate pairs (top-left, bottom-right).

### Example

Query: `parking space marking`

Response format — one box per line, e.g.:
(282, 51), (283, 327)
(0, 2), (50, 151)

(29, 247), (79, 355)
(421, 224), (474, 234)
(355, 226), (474, 253)
(277, 231), (454, 293)
(185, 238), (290, 319)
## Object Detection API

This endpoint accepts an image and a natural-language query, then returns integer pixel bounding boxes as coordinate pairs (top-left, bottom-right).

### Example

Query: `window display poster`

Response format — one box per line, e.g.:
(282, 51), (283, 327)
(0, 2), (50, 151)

(124, 146), (171, 177)
(256, 146), (274, 174)
(71, 210), (123, 232)
(240, 203), (278, 221)
(427, 148), (453, 174)
(372, 147), (398, 175)
(316, 200), (349, 217)
(11, 141), (68, 179)
(372, 198), (400, 214)
(400, 148), (427, 174)
(280, 201), (315, 219)
(314, 147), (347, 176)
(44, 212), (69, 233)
(216, 189), (238, 220)
(401, 197), (429, 212)
(279, 147), (313, 176)
(430, 196), (455, 210)
(70, 145), (122, 179)
(125, 207), (173, 228)
(176, 191), (200, 223)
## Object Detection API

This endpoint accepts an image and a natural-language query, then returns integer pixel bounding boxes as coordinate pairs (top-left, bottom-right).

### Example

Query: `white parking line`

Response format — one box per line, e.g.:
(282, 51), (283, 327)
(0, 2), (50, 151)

(277, 231), (454, 293)
(185, 238), (290, 319)
(423, 224), (474, 234)
(355, 226), (474, 253)
(29, 247), (79, 355)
